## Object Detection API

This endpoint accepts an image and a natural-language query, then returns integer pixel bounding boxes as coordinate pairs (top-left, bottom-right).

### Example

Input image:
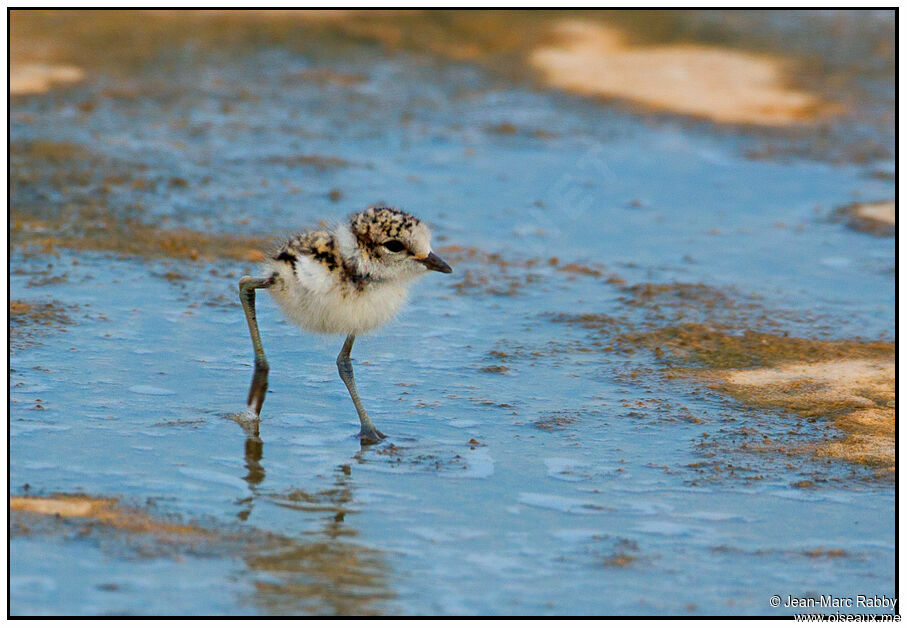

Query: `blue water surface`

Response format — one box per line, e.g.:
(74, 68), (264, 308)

(10, 28), (894, 616)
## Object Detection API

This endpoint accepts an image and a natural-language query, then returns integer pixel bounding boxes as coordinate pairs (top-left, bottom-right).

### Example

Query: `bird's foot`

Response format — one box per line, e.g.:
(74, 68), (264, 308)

(358, 428), (386, 445)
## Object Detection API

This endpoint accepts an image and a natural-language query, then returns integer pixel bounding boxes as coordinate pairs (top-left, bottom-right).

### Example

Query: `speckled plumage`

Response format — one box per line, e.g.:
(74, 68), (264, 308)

(264, 206), (448, 334)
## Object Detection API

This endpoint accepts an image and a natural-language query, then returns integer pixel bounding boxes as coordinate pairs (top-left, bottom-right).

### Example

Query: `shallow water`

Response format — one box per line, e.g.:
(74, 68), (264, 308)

(10, 12), (894, 616)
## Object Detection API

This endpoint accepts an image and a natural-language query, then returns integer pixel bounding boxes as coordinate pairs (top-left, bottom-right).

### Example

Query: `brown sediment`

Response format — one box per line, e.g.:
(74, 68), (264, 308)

(486, 122), (557, 139)
(544, 278), (894, 478)
(534, 414), (580, 431)
(618, 323), (893, 370)
(548, 312), (623, 332)
(618, 323), (894, 475)
(832, 200), (895, 237)
(602, 553), (636, 568)
(10, 493), (393, 615)
(10, 141), (597, 269)
(13, 216), (270, 263)
(437, 245), (541, 297)
(261, 154), (352, 170)
(287, 68), (367, 86)
(488, 122), (518, 135)
(600, 539), (640, 568)
(10, 300), (77, 352)
(9, 10), (429, 82)
(529, 20), (831, 126)
(616, 282), (751, 324)
(10, 300), (73, 328)
(711, 544), (851, 560)
(272, 486), (355, 519)
(619, 282), (732, 306)
(557, 263), (602, 277)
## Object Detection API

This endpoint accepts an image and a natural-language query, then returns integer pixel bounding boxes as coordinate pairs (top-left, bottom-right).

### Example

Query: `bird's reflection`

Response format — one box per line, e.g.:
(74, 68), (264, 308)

(227, 412), (393, 614)
(230, 413), (380, 522)
(232, 413), (265, 521)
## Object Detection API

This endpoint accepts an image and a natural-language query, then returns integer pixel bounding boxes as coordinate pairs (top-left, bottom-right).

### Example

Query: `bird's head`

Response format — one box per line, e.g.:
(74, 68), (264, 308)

(349, 206), (452, 280)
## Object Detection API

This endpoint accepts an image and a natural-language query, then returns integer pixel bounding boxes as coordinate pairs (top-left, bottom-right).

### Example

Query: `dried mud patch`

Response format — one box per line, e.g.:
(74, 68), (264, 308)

(10, 493), (393, 615)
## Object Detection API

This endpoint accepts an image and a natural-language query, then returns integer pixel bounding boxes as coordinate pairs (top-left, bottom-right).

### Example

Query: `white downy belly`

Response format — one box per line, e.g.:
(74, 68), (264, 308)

(268, 257), (409, 335)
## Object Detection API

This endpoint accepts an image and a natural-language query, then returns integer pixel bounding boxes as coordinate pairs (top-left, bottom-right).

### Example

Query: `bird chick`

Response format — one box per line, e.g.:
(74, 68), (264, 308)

(239, 206), (452, 444)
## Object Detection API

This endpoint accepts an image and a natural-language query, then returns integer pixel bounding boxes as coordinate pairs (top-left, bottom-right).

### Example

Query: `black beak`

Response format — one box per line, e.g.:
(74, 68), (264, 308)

(417, 251), (453, 274)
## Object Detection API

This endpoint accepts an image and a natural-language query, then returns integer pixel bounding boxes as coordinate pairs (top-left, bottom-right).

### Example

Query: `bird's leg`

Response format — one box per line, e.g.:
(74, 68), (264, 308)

(239, 275), (274, 416)
(336, 333), (386, 444)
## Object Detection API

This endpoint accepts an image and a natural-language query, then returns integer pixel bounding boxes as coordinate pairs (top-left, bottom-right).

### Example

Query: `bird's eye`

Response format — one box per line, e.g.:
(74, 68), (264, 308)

(383, 240), (405, 253)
